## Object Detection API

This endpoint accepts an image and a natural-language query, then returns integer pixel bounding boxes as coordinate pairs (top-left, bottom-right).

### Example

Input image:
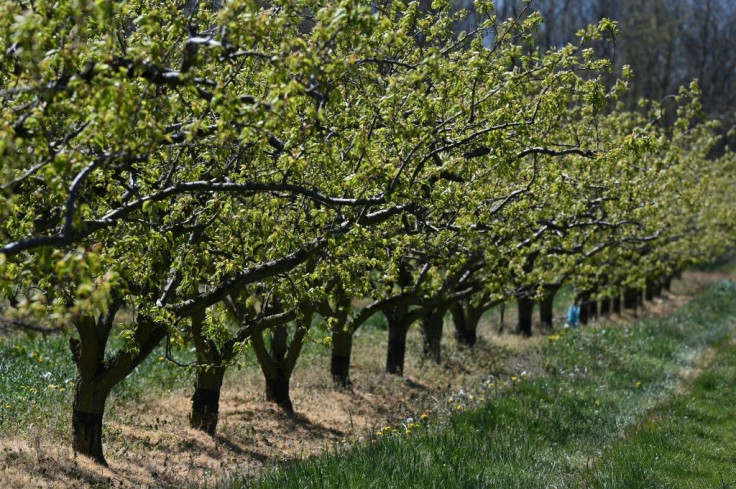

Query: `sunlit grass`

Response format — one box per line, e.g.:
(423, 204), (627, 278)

(575, 336), (736, 488)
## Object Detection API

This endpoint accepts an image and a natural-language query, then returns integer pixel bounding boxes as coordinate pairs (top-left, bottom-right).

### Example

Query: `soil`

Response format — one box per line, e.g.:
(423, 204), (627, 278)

(0, 270), (731, 488)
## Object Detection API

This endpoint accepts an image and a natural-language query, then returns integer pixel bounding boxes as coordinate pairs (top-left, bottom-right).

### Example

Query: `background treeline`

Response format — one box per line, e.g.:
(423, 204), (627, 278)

(486, 0), (736, 149)
(0, 0), (734, 470)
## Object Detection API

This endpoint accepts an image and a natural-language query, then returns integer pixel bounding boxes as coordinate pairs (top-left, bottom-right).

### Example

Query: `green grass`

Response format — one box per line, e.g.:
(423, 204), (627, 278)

(575, 336), (736, 488)
(0, 333), (192, 437)
(0, 335), (74, 436)
(229, 280), (736, 489)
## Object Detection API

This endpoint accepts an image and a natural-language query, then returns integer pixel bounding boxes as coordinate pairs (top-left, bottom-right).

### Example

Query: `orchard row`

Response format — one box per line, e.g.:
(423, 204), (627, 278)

(0, 0), (733, 466)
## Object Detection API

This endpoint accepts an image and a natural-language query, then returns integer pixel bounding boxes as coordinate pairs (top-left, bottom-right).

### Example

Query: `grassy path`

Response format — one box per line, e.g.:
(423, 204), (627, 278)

(237, 281), (736, 489)
(573, 335), (736, 488)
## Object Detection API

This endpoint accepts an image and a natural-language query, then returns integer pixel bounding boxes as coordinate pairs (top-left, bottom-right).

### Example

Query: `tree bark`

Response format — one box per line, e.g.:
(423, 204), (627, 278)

(645, 278), (656, 301)
(516, 296), (534, 337)
(589, 299), (599, 320)
(539, 283), (561, 330)
(265, 367), (294, 412)
(651, 278), (663, 298)
(386, 325), (408, 375)
(663, 276), (673, 292)
(623, 287), (639, 311)
(331, 328), (353, 388)
(421, 306), (446, 364)
(69, 306), (166, 466)
(498, 303), (505, 334)
(577, 291), (591, 325)
(612, 293), (622, 314)
(263, 324), (295, 413)
(451, 301), (478, 347)
(190, 309), (227, 435)
(385, 303), (412, 376)
(600, 297), (611, 317)
(251, 309), (311, 414)
(190, 366), (225, 435)
(72, 379), (110, 466)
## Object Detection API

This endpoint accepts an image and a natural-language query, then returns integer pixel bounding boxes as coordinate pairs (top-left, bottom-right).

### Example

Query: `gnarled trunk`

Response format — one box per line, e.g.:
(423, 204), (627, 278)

(645, 278), (656, 301)
(386, 325), (408, 376)
(331, 328), (353, 388)
(251, 309), (311, 414)
(264, 324), (295, 413)
(385, 303), (413, 376)
(190, 310), (227, 435)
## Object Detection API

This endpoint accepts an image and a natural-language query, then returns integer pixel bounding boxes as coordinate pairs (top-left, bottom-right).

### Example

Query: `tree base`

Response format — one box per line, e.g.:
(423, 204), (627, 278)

(331, 354), (352, 388)
(454, 328), (477, 347)
(191, 387), (220, 436)
(386, 339), (406, 376)
(266, 378), (294, 413)
(73, 410), (106, 466)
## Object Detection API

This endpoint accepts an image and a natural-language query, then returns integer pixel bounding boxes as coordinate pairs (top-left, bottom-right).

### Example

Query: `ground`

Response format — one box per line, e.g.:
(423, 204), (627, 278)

(0, 270), (730, 488)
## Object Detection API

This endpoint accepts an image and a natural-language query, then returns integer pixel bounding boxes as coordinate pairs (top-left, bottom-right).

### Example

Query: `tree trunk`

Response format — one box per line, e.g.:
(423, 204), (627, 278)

(651, 278), (663, 298)
(589, 300), (599, 320)
(265, 324), (294, 412)
(385, 305), (411, 376)
(498, 303), (506, 334)
(331, 329), (353, 388)
(190, 309), (227, 435)
(72, 379), (110, 466)
(645, 278), (656, 301)
(516, 296), (534, 337)
(663, 276), (672, 292)
(624, 288), (639, 311)
(265, 367), (294, 412)
(386, 327), (408, 375)
(600, 297), (611, 317)
(190, 366), (225, 435)
(612, 294), (622, 314)
(69, 308), (165, 467)
(577, 291), (591, 325)
(251, 308), (311, 415)
(539, 284), (561, 330)
(421, 307), (445, 364)
(451, 302), (477, 347)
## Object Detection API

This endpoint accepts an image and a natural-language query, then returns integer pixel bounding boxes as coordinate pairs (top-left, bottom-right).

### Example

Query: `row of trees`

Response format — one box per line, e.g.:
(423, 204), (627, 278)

(1, 0), (734, 467)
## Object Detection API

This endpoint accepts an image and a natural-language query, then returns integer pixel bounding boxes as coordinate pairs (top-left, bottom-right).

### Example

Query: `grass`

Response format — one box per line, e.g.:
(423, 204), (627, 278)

(0, 333), (192, 438)
(0, 335), (74, 437)
(231, 280), (736, 489)
(575, 334), (736, 487)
